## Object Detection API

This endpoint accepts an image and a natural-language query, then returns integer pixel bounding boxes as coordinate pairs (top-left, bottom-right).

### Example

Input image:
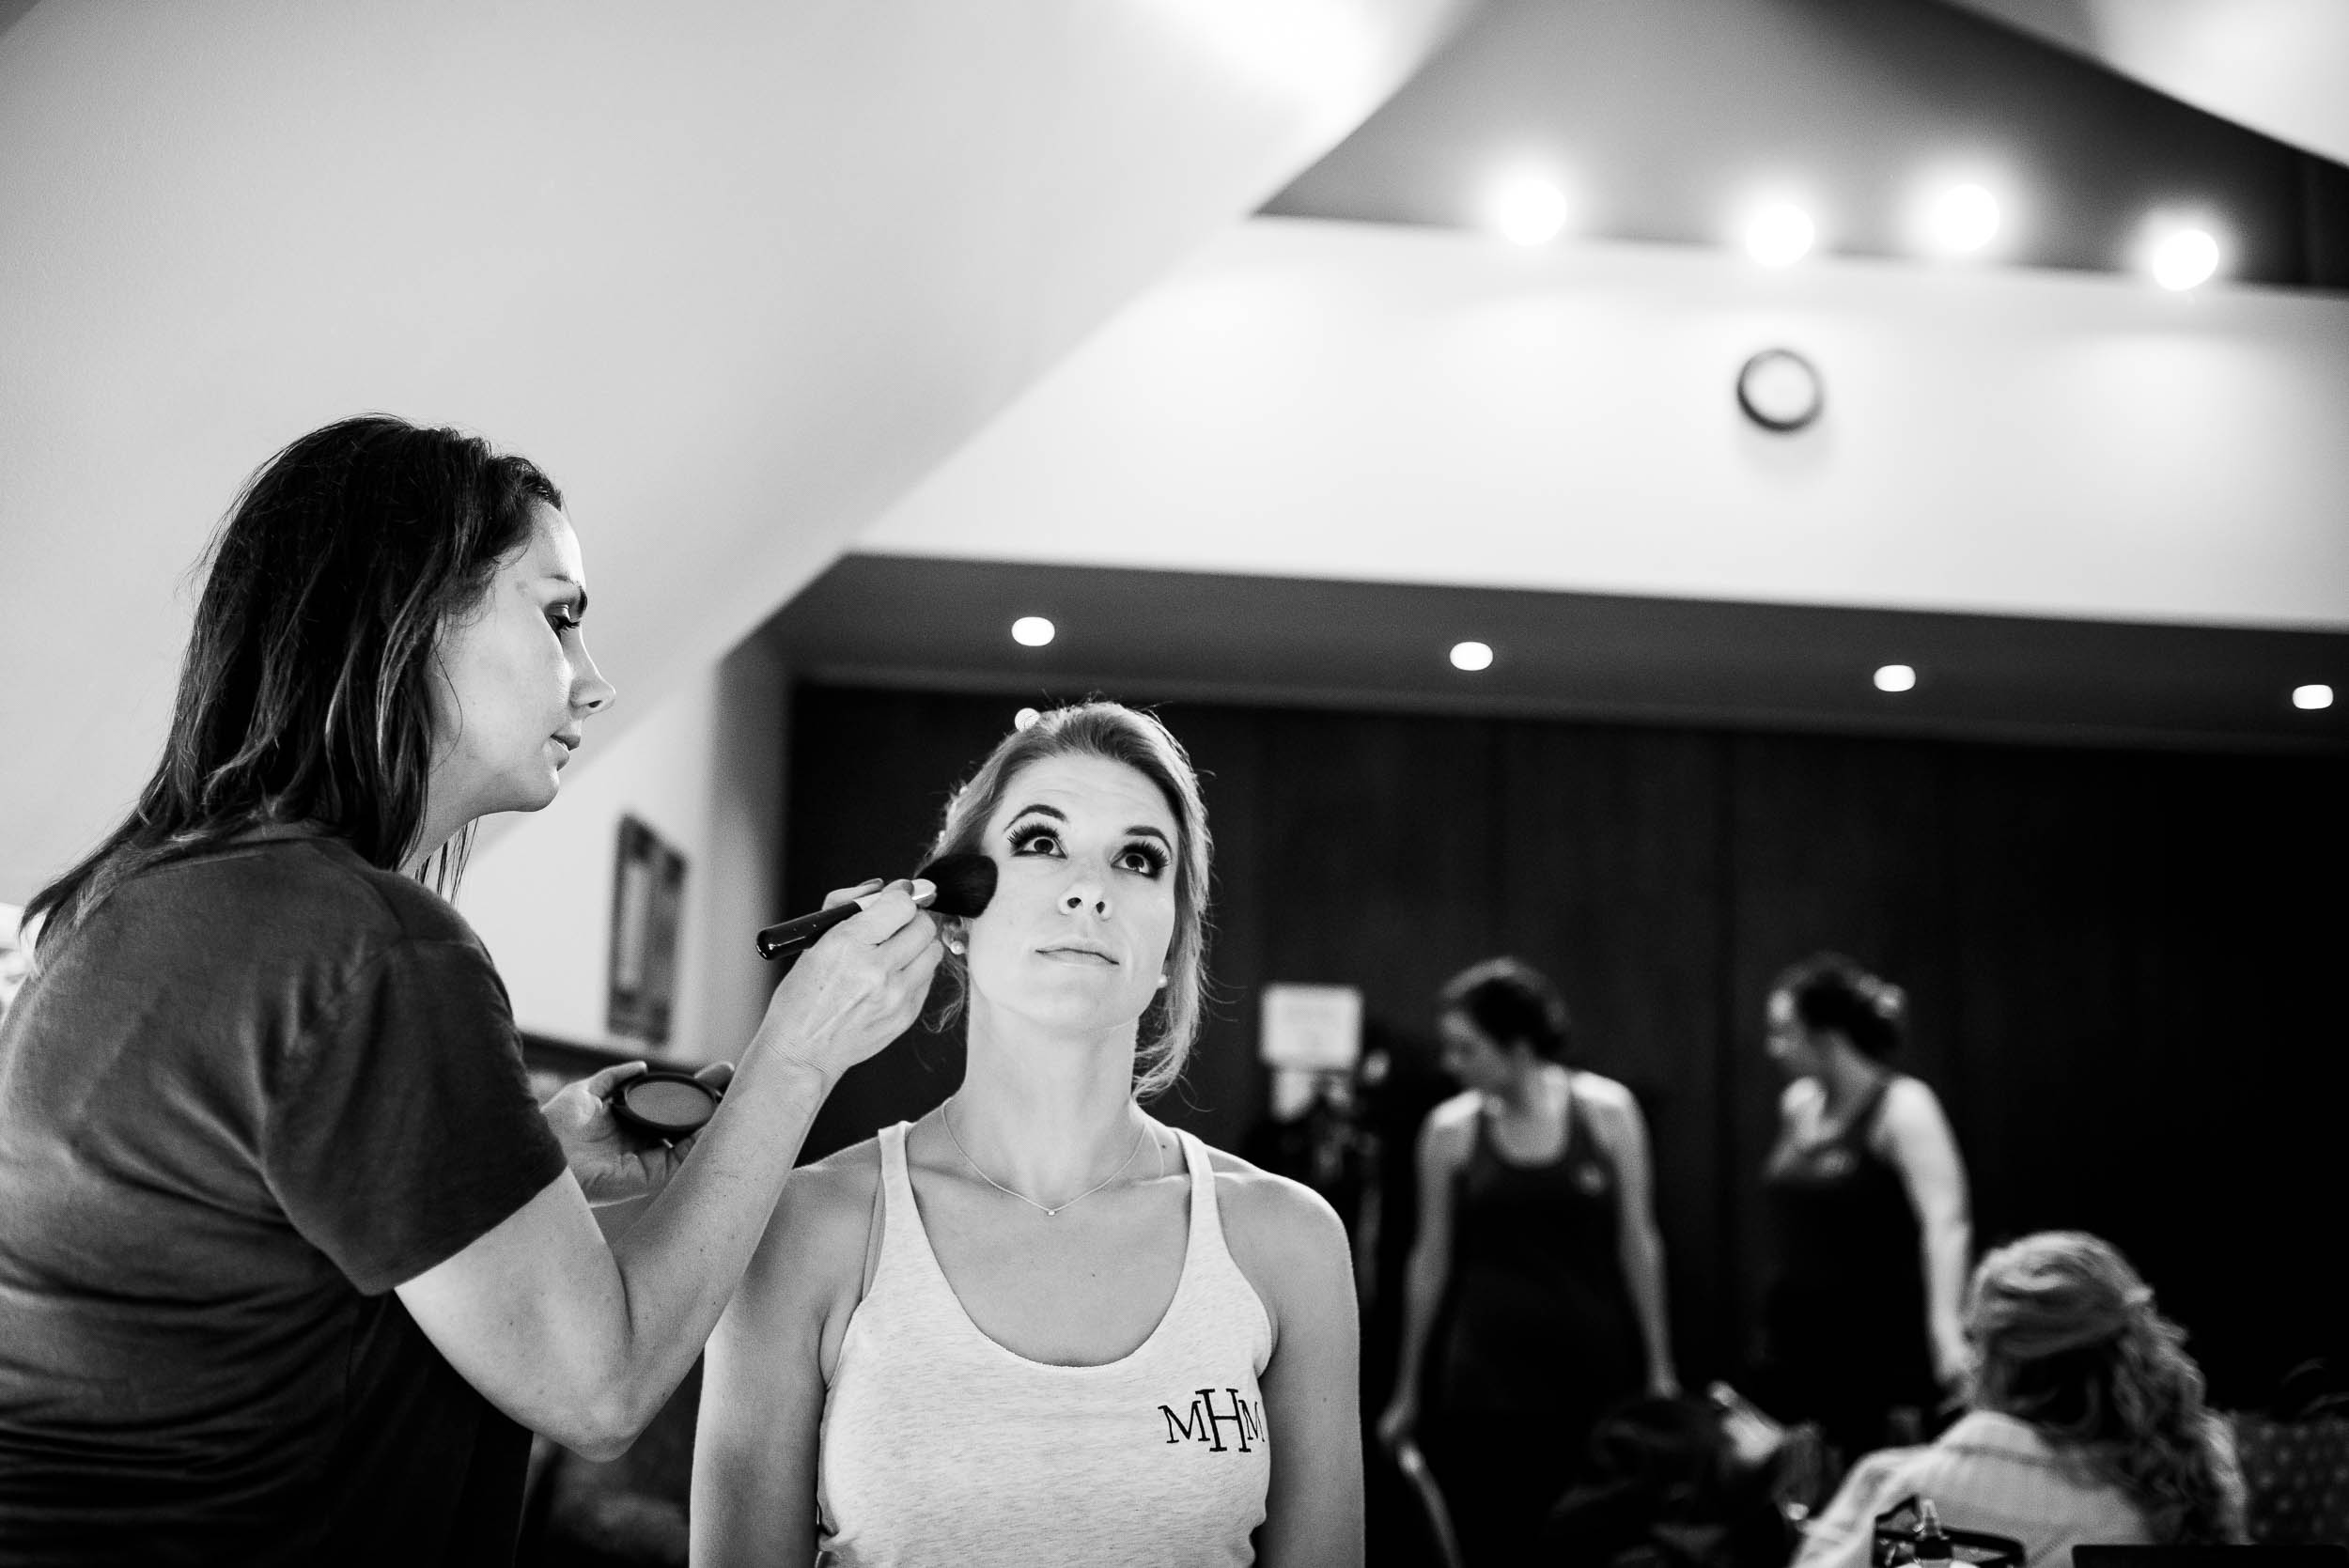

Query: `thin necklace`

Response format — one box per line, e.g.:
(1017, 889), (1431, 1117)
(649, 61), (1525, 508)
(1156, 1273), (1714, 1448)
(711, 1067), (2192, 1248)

(941, 1096), (1152, 1219)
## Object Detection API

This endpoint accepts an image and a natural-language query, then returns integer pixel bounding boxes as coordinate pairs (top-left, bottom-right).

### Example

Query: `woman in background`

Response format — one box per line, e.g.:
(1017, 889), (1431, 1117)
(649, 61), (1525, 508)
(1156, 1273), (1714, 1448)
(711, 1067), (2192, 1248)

(1377, 957), (1677, 1567)
(1759, 953), (1970, 1463)
(0, 416), (939, 1564)
(693, 702), (1361, 1567)
(1795, 1231), (2244, 1568)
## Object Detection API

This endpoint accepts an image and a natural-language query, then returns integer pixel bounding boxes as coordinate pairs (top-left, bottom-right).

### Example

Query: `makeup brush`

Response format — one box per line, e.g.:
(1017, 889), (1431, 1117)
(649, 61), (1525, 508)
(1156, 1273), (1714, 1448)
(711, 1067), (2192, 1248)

(754, 852), (997, 961)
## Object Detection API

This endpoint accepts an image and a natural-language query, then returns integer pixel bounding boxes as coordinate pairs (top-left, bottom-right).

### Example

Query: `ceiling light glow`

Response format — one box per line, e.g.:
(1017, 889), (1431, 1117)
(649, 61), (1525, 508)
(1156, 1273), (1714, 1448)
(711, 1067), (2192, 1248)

(1744, 202), (1816, 267)
(1874, 664), (1917, 693)
(1450, 641), (1495, 673)
(1011, 615), (1055, 647)
(2150, 227), (2220, 291)
(1921, 182), (2000, 256)
(2294, 683), (2335, 711)
(1490, 176), (1570, 246)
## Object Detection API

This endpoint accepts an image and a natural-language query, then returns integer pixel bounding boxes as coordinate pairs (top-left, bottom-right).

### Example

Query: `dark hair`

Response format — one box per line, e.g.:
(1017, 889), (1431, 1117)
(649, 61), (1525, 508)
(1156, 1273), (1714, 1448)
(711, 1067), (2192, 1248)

(1968, 1232), (2246, 1544)
(926, 702), (1212, 1100)
(27, 415), (561, 953)
(1772, 951), (1905, 1061)
(1439, 956), (1571, 1063)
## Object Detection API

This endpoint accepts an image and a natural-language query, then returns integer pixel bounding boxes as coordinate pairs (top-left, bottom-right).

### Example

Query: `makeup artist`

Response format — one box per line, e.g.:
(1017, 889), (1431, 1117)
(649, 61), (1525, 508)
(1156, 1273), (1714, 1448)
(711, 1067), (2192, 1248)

(0, 416), (941, 1566)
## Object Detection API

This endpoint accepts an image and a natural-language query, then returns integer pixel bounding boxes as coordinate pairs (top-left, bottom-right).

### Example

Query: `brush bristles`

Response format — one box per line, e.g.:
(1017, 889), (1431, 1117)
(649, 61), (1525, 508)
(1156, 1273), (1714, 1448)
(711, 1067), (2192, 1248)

(917, 852), (997, 920)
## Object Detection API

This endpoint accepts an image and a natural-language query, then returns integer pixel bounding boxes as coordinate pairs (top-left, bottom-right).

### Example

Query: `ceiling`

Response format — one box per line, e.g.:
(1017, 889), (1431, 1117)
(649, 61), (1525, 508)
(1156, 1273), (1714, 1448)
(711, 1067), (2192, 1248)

(770, 555), (2347, 754)
(787, 0), (2349, 747)
(1938, 0), (2349, 170)
(1262, 0), (2349, 288)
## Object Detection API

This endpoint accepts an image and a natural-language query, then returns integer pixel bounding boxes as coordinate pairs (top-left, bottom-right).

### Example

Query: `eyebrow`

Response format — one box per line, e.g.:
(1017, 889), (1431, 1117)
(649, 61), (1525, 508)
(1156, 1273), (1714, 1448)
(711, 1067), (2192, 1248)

(1003, 802), (1172, 846)
(545, 574), (590, 615)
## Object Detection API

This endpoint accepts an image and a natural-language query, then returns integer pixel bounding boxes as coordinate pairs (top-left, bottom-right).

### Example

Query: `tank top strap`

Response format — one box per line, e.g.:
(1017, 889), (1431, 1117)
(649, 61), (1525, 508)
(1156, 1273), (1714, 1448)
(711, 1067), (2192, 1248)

(1563, 1077), (1605, 1171)
(1837, 1076), (1895, 1150)
(1175, 1126), (1219, 1238)
(872, 1121), (936, 1291)
(1172, 1127), (1276, 1361)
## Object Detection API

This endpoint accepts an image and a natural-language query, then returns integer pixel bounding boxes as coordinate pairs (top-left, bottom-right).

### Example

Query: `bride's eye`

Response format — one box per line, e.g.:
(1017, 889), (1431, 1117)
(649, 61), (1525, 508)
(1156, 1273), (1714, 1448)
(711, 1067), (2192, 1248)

(1008, 824), (1062, 858)
(1117, 843), (1170, 878)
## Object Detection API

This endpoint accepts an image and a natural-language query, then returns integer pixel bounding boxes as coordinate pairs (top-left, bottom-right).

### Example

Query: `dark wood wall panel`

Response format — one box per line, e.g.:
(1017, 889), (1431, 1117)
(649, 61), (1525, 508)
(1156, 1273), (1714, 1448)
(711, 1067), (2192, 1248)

(1493, 722), (1733, 1375)
(782, 682), (2348, 1404)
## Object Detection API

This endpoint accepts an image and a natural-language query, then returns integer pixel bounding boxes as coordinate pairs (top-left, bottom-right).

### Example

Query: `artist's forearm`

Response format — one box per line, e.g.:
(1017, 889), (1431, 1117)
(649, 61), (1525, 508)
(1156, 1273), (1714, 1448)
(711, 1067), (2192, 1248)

(602, 1045), (834, 1424)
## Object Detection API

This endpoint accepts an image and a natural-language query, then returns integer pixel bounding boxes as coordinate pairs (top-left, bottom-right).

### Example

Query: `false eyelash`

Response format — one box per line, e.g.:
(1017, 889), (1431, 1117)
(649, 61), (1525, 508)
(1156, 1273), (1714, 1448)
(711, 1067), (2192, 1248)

(1120, 841), (1171, 877)
(1005, 818), (1061, 854)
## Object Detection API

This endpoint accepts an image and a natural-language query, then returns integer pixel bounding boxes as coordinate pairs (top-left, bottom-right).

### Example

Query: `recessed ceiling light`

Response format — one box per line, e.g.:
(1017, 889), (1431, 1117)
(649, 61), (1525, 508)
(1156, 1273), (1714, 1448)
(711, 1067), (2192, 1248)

(1919, 181), (2000, 256)
(1745, 202), (1815, 267)
(1450, 641), (1495, 673)
(2149, 227), (2220, 291)
(1490, 175), (1570, 246)
(1011, 615), (1055, 647)
(2294, 683), (2335, 711)
(1874, 664), (1917, 693)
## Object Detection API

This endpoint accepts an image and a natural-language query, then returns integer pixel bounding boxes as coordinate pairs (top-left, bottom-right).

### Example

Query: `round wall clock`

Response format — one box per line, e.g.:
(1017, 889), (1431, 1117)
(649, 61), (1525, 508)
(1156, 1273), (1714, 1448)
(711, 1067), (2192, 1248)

(1736, 348), (1824, 432)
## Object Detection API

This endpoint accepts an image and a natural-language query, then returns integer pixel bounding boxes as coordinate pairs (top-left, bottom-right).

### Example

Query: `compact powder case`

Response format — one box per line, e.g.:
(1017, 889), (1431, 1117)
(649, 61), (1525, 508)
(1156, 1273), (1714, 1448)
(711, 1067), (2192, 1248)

(608, 1069), (724, 1141)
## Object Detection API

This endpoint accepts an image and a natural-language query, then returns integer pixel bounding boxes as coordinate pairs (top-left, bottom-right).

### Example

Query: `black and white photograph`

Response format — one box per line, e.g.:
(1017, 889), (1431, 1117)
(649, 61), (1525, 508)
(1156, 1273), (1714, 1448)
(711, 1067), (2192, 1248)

(2, 4), (2344, 1566)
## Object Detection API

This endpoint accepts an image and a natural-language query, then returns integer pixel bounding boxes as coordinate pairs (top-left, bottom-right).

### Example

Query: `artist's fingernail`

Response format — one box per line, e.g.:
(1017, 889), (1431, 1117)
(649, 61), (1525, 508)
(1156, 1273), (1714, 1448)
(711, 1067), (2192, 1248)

(910, 878), (938, 902)
(857, 877), (885, 891)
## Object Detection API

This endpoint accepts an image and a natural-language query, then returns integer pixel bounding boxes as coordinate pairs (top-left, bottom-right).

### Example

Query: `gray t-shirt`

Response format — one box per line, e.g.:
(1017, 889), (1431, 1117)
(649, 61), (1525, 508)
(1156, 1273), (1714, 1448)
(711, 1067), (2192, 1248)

(0, 833), (566, 1565)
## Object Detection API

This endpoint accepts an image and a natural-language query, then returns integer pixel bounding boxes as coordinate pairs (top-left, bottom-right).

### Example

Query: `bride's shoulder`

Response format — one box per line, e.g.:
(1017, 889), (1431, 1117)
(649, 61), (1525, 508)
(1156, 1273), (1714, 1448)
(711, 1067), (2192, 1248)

(742, 1136), (884, 1302)
(1198, 1142), (1348, 1270)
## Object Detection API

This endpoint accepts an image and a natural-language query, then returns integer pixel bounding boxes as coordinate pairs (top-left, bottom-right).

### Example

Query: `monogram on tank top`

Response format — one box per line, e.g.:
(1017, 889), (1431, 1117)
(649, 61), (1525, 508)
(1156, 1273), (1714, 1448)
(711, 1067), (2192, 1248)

(816, 1122), (1273, 1568)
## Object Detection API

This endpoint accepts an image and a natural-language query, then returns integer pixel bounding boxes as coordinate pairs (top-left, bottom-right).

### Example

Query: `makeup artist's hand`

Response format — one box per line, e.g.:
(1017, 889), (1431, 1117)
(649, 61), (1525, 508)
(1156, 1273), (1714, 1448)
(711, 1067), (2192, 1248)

(754, 877), (941, 1087)
(540, 1059), (737, 1205)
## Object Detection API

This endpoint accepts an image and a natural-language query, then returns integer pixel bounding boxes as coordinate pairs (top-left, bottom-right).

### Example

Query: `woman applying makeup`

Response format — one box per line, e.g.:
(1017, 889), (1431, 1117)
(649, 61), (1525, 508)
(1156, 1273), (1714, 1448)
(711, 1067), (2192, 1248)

(0, 417), (940, 1565)
(693, 703), (1363, 1568)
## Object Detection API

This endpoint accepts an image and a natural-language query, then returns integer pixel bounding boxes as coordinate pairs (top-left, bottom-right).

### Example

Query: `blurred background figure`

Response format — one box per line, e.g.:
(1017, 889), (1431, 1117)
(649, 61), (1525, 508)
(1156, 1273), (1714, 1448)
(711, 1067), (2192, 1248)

(1758, 954), (1969, 1464)
(1795, 1230), (2246, 1568)
(1379, 956), (1677, 1567)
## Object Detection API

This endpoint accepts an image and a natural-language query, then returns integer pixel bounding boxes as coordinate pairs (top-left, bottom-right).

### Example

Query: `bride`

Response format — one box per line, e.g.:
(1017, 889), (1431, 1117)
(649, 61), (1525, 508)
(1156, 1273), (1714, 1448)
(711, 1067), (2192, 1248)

(692, 702), (1361, 1567)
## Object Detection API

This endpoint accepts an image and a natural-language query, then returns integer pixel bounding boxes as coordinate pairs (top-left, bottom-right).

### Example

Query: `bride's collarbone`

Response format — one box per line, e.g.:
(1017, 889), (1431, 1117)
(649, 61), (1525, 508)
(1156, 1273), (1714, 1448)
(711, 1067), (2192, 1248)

(915, 1174), (1192, 1365)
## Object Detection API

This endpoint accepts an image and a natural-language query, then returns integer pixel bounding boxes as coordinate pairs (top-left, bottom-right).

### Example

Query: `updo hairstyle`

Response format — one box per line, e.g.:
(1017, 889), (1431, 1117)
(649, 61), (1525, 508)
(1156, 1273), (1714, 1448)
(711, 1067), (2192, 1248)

(1773, 951), (1906, 1062)
(1439, 956), (1572, 1063)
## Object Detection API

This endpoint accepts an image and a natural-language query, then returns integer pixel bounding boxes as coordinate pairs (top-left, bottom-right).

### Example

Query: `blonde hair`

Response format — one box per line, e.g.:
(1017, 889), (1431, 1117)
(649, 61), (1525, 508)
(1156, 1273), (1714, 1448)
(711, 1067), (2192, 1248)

(1967, 1232), (2245, 1544)
(925, 703), (1211, 1100)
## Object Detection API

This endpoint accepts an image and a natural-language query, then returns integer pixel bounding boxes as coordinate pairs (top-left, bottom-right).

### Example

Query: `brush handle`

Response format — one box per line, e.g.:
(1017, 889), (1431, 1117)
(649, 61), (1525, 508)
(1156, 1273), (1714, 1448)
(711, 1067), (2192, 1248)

(754, 899), (862, 961)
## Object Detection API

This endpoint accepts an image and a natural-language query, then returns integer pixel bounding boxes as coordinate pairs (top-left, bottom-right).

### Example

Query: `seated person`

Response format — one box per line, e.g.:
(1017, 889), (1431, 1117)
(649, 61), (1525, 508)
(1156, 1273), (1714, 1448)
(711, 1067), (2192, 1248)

(691, 702), (1361, 1567)
(1795, 1232), (2244, 1568)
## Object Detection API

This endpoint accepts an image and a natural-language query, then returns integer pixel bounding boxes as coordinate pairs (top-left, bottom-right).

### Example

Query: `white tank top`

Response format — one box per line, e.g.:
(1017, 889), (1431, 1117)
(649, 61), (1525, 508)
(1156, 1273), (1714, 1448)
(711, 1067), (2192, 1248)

(816, 1121), (1274, 1567)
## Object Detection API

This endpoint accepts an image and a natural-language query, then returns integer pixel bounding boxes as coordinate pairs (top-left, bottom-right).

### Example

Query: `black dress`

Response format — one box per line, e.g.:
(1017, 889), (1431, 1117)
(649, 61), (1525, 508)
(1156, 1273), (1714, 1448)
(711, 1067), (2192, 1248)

(1424, 1080), (1646, 1566)
(1759, 1075), (1939, 1463)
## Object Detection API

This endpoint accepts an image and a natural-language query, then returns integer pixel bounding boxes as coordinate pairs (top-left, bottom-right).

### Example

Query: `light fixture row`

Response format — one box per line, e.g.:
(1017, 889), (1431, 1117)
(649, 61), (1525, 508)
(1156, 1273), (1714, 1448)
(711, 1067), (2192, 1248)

(1486, 170), (2227, 290)
(1005, 620), (2334, 713)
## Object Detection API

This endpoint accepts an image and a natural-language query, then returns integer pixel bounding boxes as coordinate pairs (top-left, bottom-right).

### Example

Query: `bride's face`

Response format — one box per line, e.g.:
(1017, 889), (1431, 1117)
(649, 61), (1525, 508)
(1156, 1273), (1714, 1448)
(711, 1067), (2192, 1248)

(962, 753), (1180, 1040)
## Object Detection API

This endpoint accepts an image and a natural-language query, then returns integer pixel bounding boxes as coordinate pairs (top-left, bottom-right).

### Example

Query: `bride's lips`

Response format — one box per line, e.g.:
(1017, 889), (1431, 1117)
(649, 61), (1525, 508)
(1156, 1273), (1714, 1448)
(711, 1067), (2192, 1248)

(1036, 943), (1117, 965)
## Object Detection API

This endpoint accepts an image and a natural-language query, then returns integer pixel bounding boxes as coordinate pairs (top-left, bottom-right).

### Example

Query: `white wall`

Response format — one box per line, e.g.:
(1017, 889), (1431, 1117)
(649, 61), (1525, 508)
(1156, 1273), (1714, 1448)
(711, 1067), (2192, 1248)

(456, 633), (789, 1063)
(0, 0), (1470, 905)
(860, 217), (2349, 631)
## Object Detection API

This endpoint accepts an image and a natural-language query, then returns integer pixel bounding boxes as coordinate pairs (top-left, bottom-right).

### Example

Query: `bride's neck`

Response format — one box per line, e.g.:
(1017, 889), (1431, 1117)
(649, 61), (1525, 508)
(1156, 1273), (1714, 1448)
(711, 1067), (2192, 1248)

(952, 1001), (1145, 1191)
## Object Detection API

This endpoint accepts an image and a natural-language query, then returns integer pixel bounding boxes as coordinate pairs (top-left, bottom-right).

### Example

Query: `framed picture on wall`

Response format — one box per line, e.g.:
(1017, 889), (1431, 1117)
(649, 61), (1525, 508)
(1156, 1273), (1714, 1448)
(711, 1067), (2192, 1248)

(608, 815), (687, 1048)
